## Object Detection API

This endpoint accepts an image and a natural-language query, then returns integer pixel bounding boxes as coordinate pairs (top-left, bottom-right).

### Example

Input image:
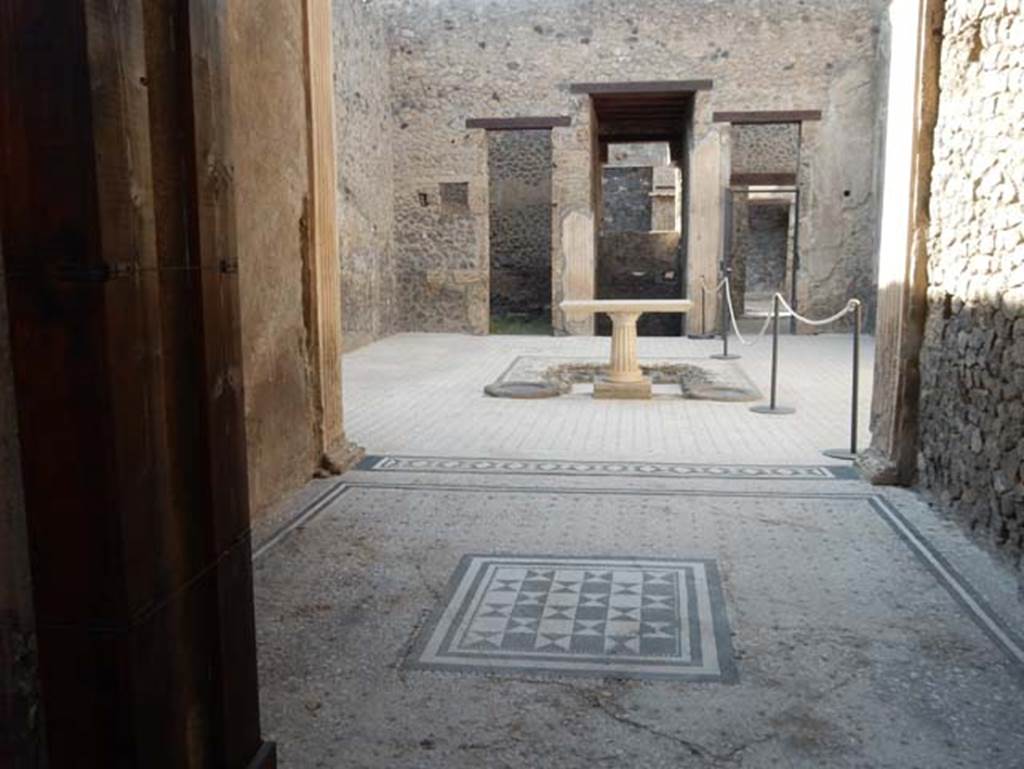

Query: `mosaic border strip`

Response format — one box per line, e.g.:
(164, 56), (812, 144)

(357, 454), (861, 481)
(406, 554), (738, 682)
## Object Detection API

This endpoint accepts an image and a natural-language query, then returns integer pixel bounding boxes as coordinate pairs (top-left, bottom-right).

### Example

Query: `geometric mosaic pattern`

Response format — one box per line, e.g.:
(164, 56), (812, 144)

(407, 555), (737, 682)
(360, 455), (858, 480)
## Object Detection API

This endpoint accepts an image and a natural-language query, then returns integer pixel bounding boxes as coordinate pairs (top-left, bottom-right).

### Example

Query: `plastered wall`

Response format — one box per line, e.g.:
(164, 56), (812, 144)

(229, 0), (321, 516)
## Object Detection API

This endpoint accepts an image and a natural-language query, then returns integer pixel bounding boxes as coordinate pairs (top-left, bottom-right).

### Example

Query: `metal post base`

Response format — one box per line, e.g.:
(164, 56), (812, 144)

(710, 353), (741, 360)
(822, 448), (857, 461)
(749, 405), (796, 415)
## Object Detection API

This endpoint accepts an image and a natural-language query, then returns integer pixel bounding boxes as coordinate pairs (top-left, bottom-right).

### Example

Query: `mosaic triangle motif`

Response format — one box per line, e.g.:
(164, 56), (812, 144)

(642, 622), (675, 638)
(605, 635), (641, 654)
(507, 618), (538, 634)
(480, 603), (513, 618)
(551, 580), (582, 593)
(517, 590), (547, 606)
(642, 595), (673, 609)
(572, 620), (605, 636)
(535, 633), (572, 651)
(609, 607), (640, 621)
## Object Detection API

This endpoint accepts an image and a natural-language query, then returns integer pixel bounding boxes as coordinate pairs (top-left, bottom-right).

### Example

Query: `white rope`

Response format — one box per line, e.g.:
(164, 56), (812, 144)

(699, 275), (729, 293)
(722, 278), (773, 346)
(717, 279), (860, 345)
(774, 294), (859, 327)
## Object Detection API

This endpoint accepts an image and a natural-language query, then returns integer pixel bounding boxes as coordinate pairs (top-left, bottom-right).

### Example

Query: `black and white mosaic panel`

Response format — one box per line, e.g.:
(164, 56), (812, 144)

(407, 555), (737, 682)
(359, 454), (858, 480)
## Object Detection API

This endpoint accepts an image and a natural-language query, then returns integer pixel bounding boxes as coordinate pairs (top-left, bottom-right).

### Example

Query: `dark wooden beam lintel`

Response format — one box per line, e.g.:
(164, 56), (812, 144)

(713, 110), (822, 124)
(465, 116), (571, 130)
(570, 80), (713, 94)
(730, 172), (799, 187)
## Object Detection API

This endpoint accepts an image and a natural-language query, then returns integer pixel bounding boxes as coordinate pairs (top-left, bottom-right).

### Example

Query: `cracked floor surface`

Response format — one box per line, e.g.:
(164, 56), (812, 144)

(254, 462), (1024, 768)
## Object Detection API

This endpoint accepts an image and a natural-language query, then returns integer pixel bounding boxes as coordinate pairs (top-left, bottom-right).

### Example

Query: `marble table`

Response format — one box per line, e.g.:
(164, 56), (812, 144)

(559, 299), (693, 399)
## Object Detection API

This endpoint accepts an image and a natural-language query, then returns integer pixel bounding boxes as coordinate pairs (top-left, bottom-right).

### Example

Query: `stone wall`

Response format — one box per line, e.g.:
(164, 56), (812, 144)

(607, 142), (670, 166)
(731, 123), (800, 175)
(229, 0), (321, 517)
(602, 167), (654, 232)
(597, 231), (684, 336)
(488, 130), (553, 320)
(918, 0), (1024, 564)
(335, 0), (399, 351)
(742, 203), (791, 293)
(379, 0), (887, 334)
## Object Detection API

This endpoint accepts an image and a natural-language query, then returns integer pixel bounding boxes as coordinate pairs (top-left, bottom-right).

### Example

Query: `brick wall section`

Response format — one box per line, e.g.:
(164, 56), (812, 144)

(918, 0), (1024, 564)
(335, 0), (399, 351)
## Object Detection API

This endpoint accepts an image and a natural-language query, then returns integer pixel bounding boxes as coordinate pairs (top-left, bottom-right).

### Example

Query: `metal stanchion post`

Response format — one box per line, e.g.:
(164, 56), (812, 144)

(711, 268), (740, 360)
(824, 300), (862, 460)
(687, 283), (715, 340)
(750, 293), (795, 415)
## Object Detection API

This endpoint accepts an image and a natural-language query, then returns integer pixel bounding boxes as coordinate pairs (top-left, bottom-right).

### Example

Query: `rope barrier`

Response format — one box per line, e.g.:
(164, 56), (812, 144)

(722, 279), (773, 346)
(717, 275), (860, 342)
(773, 293), (859, 328)
(708, 273), (864, 453)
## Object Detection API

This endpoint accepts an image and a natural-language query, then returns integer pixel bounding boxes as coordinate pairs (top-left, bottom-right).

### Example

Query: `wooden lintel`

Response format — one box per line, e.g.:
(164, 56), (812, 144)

(730, 172), (798, 187)
(713, 110), (822, 124)
(570, 80), (713, 95)
(465, 116), (571, 130)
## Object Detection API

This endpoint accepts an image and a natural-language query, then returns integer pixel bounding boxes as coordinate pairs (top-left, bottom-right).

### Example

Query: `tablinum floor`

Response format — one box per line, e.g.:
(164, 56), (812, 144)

(254, 460), (1024, 769)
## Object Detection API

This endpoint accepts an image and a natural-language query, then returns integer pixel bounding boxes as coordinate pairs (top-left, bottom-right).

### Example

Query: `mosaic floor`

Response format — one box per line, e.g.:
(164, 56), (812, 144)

(408, 555), (735, 681)
(253, 456), (1024, 768)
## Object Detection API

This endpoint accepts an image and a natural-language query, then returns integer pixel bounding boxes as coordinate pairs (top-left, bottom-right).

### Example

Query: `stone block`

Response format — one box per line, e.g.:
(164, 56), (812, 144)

(594, 377), (652, 400)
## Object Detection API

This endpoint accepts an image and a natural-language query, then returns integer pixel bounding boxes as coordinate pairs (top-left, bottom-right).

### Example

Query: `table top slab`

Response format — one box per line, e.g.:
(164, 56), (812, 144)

(560, 299), (693, 315)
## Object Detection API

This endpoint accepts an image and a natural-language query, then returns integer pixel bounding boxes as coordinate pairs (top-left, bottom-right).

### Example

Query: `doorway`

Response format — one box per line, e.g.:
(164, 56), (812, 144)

(725, 187), (798, 330)
(596, 141), (684, 336)
(487, 129), (553, 334)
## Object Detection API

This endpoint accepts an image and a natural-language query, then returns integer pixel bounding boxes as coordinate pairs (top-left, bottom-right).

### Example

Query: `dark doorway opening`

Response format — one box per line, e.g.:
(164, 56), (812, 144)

(725, 187), (798, 332)
(596, 142), (684, 336)
(488, 130), (553, 334)
(584, 88), (694, 338)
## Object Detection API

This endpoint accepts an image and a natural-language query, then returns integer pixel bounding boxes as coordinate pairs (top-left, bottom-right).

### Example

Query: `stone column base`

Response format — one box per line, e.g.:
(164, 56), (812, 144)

(319, 439), (366, 476)
(854, 446), (904, 486)
(594, 377), (652, 400)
